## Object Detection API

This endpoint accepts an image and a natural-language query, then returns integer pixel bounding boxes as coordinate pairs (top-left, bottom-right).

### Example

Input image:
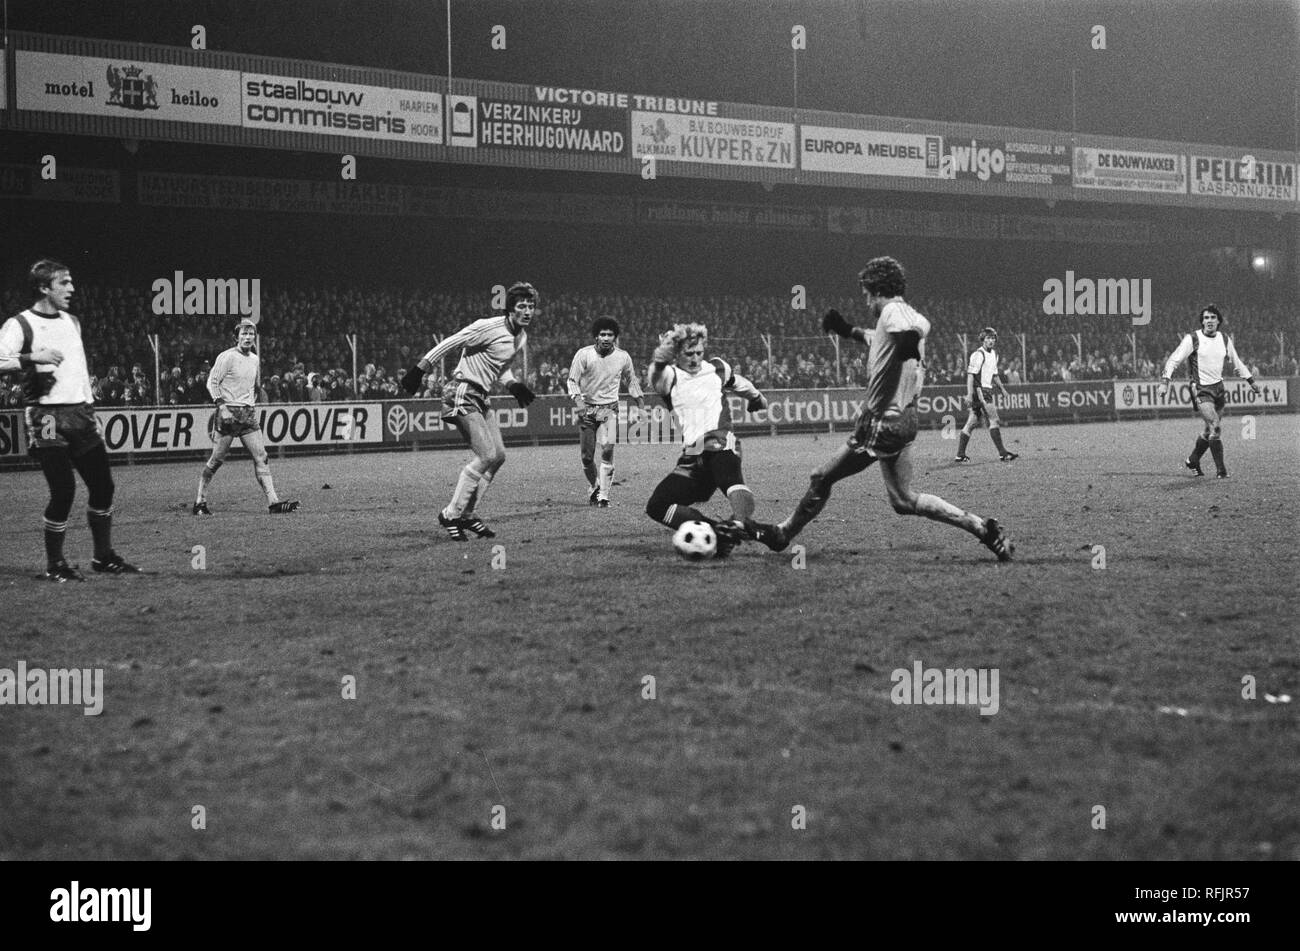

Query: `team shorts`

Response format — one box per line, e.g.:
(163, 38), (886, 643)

(668, 447), (746, 502)
(215, 404), (260, 438)
(970, 387), (998, 421)
(849, 405), (919, 459)
(578, 403), (618, 443)
(441, 380), (490, 420)
(25, 403), (104, 457)
(1194, 381), (1227, 413)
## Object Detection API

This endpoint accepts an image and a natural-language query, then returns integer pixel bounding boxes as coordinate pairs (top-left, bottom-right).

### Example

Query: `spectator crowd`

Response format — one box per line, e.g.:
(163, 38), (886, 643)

(1, 283), (1295, 407)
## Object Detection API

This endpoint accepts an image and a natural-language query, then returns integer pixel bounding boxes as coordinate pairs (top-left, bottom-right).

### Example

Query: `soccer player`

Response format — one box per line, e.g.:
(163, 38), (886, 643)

(401, 282), (539, 541)
(194, 319), (299, 515)
(643, 322), (780, 557)
(568, 316), (645, 507)
(769, 257), (1014, 560)
(1160, 304), (1261, 478)
(0, 259), (139, 580)
(955, 327), (1018, 462)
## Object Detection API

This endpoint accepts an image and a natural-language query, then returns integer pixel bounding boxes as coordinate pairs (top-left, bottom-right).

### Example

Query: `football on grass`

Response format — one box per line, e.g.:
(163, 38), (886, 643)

(672, 520), (717, 560)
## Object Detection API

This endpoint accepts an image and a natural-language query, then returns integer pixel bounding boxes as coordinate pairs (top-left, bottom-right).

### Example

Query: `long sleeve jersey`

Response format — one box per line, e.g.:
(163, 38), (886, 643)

(1163, 330), (1252, 385)
(421, 315), (524, 391)
(567, 345), (643, 405)
(207, 347), (261, 406)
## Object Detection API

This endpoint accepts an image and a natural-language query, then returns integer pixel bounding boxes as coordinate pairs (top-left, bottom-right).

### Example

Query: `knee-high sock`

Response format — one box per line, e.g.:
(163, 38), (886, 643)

(87, 507), (113, 559)
(1190, 436), (1210, 464)
(1208, 437), (1226, 473)
(43, 517), (67, 567)
(464, 469), (493, 515)
(956, 431), (970, 456)
(445, 464), (483, 518)
(598, 462), (614, 498)
(915, 493), (983, 535)
(989, 426), (1008, 454)
(725, 485), (755, 522)
(661, 503), (709, 530)
(254, 463), (279, 504)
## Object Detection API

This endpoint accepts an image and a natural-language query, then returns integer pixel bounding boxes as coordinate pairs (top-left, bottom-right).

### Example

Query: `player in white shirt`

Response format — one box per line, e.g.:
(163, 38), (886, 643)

(1160, 305), (1260, 478)
(401, 282), (539, 541)
(644, 323), (781, 557)
(568, 317), (645, 507)
(0, 260), (139, 580)
(955, 327), (1017, 462)
(194, 319), (299, 514)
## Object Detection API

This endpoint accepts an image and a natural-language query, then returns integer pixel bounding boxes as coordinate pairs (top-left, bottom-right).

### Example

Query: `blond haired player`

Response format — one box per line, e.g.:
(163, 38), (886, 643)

(194, 319), (299, 514)
(644, 322), (781, 557)
(568, 316), (644, 507)
(401, 282), (539, 541)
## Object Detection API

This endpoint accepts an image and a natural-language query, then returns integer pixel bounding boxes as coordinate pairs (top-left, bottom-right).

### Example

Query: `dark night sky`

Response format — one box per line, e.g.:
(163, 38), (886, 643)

(5, 0), (1298, 150)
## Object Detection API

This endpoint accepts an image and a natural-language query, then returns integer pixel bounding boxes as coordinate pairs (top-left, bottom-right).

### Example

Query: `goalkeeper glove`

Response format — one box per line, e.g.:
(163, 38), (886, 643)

(747, 394), (767, 413)
(821, 309), (855, 339)
(507, 381), (536, 407)
(651, 336), (678, 365)
(401, 365), (425, 395)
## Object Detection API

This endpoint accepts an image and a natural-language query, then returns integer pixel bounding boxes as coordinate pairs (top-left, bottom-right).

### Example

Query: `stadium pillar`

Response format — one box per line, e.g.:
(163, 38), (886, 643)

(346, 333), (359, 397)
(147, 333), (161, 407)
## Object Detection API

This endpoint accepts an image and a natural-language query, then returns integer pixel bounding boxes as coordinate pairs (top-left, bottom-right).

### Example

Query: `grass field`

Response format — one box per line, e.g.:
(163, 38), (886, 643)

(1, 415), (1297, 860)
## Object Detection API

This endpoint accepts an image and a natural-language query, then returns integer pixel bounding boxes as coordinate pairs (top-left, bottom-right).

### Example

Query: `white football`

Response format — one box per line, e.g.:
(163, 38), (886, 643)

(672, 520), (717, 560)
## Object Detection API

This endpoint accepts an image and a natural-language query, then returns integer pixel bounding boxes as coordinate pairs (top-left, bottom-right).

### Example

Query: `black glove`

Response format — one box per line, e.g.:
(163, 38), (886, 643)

(821, 309), (855, 339)
(747, 394), (767, 413)
(401, 365), (425, 395)
(507, 381), (535, 407)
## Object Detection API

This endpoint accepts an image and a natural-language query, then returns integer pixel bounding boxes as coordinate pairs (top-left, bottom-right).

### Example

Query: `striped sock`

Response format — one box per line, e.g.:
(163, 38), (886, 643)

(43, 517), (67, 567)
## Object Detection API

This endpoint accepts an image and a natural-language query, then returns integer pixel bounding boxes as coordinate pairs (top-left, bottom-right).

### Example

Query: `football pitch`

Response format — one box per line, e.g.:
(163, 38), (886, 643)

(1, 415), (1297, 860)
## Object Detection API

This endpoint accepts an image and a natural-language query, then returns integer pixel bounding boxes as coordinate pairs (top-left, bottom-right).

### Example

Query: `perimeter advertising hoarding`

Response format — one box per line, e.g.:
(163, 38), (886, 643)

(1114, 379), (1288, 412)
(15, 51), (242, 125)
(1073, 146), (1186, 194)
(1190, 155), (1296, 202)
(801, 126), (944, 178)
(241, 72), (442, 144)
(0, 405), (382, 457)
(447, 96), (627, 155)
(631, 112), (796, 168)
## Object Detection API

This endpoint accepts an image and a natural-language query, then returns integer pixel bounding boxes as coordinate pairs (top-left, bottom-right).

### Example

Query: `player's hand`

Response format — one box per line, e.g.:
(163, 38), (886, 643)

(1159, 378), (1171, 398)
(821, 309), (854, 339)
(30, 347), (64, 366)
(747, 394), (767, 413)
(218, 404), (233, 420)
(1250, 384), (1262, 397)
(400, 365), (425, 395)
(652, 331), (677, 365)
(507, 381), (535, 407)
